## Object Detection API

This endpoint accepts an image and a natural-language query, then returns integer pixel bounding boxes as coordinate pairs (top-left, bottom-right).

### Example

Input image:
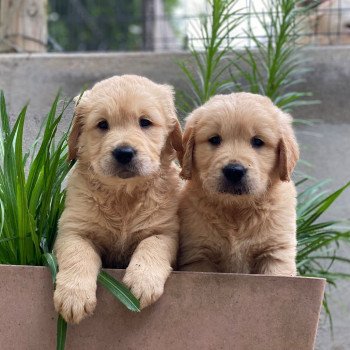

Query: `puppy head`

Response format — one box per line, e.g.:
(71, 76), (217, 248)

(68, 75), (182, 181)
(181, 93), (299, 198)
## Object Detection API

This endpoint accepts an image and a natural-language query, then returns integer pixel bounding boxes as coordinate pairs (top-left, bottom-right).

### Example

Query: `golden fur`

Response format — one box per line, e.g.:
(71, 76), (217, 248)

(178, 93), (299, 275)
(54, 75), (183, 324)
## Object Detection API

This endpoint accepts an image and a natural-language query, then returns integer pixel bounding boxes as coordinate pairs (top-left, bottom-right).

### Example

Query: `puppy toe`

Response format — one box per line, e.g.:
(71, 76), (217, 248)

(123, 268), (165, 309)
(54, 285), (96, 324)
(139, 283), (164, 309)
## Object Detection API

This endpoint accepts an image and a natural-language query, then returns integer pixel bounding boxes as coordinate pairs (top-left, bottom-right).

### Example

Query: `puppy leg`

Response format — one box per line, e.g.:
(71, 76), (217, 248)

(54, 233), (101, 324)
(123, 231), (177, 309)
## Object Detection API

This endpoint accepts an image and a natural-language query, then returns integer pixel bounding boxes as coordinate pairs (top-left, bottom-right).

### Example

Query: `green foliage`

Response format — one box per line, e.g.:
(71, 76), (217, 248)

(178, 0), (317, 114)
(0, 92), (70, 265)
(296, 179), (350, 327)
(98, 271), (140, 312)
(178, 0), (242, 114)
(44, 251), (59, 284)
(231, 0), (316, 112)
(297, 179), (350, 281)
(56, 315), (68, 350)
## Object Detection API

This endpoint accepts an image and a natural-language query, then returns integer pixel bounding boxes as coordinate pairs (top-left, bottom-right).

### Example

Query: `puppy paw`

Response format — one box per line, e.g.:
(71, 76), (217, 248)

(54, 283), (97, 324)
(123, 263), (170, 309)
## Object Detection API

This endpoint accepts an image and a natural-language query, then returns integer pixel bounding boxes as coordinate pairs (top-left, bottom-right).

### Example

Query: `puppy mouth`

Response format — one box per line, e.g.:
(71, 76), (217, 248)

(115, 169), (138, 179)
(218, 164), (250, 195)
(99, 161), (140, 179)
(218, 183), (250, 195)
(217, 177), (250, 195)
(98, 154), (159, 180)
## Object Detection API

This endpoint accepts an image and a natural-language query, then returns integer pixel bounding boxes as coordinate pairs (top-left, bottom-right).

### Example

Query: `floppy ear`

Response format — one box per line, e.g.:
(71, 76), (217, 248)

(278, 113), (299, 182)
(68, 113), (83, 162)
(179, 126), (195, 180)
(68, 91), (90, 162)
(160, 84), (184, 162)
(169, 119), (184, 164)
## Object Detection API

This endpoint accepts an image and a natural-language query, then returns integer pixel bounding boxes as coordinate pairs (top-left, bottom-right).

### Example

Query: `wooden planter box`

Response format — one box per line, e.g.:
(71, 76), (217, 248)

(0, 265), (325, 350)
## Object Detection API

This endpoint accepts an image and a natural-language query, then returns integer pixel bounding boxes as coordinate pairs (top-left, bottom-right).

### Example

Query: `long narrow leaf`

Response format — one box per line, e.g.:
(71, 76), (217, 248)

(43, 252), (58, 284)
(98, 271), (140, 312)
(56, 315), (67, 350)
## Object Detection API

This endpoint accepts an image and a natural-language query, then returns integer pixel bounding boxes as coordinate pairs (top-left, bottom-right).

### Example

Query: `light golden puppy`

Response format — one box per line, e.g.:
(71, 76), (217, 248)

(178, 93), (299, 276)
(54, 75), (183, 324)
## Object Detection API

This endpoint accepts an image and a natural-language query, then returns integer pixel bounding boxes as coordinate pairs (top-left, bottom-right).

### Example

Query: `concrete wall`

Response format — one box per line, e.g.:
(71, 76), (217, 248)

(0, 47), (349, 349)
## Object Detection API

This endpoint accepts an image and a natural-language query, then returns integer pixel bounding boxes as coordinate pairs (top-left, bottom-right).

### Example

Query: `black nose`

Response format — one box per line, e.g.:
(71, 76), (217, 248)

(112, 146), (136, 165)
(222, 163), (247, 184)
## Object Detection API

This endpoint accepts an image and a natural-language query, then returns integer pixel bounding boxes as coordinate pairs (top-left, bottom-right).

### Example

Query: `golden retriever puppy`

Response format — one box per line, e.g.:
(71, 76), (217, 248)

(54, 75), (183, 324)
(178, 93), (299, 276)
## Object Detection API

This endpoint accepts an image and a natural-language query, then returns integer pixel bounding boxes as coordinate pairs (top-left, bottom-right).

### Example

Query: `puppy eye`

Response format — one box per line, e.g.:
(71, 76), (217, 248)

(97, 120), (109, 130)
(208, 135), (221, 146)
(139, 117), (152, 128)
(251, 137), (264, 148)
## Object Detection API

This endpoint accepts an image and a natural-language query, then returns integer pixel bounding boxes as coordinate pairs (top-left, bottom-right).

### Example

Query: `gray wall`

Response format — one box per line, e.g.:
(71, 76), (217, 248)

(0, 47), (349, 349)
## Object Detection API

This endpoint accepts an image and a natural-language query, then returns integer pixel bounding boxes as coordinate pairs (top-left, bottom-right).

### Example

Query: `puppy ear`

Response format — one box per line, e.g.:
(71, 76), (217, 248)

(170, 119), (184, 164)
(68, 113), (83, 162)
(179, 126), (195, 180)
(278, 113), (299, 182)
(68, 91), (90, 161)
(160, 84), (184, 162)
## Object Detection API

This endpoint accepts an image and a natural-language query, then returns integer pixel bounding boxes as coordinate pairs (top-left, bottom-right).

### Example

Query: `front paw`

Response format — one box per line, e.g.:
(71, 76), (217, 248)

(54, 282), (97, 324)
(123, 264), (170, 309)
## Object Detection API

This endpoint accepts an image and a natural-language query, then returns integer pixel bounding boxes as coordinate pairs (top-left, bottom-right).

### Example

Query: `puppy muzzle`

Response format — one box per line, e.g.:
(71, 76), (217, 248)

(219, 163), (250, 195)
(103, 145), (140, 178)
(112, 146), (136, 165)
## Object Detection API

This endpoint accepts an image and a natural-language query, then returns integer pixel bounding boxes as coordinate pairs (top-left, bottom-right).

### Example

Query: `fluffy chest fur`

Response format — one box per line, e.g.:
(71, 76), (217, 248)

(63, 166), (180, 267)
(179, 182), (297, 273)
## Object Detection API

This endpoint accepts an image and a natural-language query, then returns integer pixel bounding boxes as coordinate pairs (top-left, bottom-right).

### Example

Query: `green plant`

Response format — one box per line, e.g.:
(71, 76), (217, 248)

(0, 92), (69, 264)
(0, 93), (140, 349)
(179, 0), (317, 115)
(296, 179), (350, 328)
(178, 0), (243, 114)
(231, 0), (316, 112)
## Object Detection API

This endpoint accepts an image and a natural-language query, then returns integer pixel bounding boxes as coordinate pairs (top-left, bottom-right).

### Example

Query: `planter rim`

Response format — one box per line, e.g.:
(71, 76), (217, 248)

(0, 263), (326, 283)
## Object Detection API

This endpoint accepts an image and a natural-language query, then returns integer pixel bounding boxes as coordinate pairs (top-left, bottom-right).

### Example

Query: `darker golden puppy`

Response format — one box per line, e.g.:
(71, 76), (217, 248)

(178, 92), (299, 275)
(54, 75), (183, 324)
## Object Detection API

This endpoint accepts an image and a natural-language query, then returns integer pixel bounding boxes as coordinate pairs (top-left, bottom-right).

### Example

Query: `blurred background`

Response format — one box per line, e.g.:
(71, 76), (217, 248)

(1, 0), (350, 53)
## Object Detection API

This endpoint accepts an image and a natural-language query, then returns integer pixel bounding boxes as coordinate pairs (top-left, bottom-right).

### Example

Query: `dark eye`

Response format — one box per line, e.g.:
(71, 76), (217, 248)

(97, 120), (109, 130)
(139, 117), (152, 128)
(208, 135), (221, 146)
(251, 137), (264, 148)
